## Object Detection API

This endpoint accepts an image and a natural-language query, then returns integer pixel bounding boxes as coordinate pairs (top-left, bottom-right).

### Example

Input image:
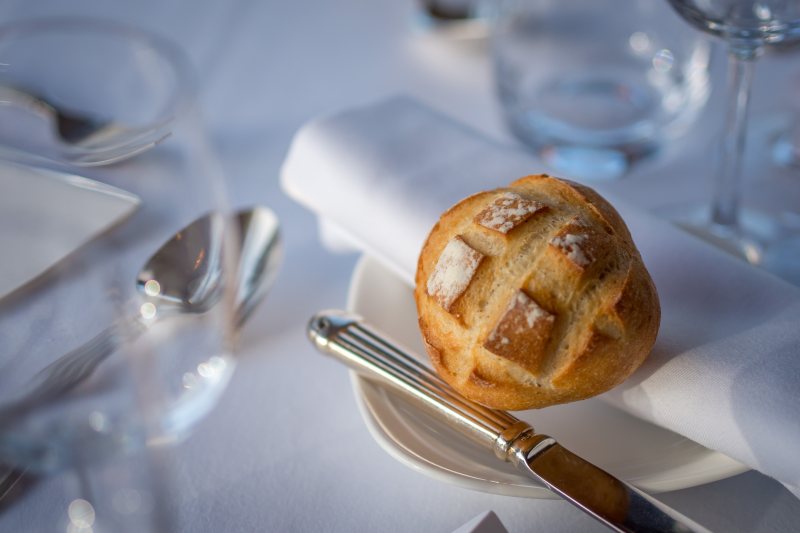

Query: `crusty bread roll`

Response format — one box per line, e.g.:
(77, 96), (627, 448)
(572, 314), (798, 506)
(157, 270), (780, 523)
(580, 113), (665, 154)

(414, 174), (660, 410)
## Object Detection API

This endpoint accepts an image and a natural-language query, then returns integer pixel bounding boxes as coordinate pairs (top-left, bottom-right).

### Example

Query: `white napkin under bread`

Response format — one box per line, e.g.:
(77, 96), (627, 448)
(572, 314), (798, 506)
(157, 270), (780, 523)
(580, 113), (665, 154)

(281, 96), (800, 495)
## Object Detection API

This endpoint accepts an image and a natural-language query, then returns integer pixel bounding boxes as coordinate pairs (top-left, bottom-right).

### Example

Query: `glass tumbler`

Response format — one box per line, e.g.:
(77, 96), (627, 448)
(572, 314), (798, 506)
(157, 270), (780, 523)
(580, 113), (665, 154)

(0, 19), (240, 532)
(0, 18), (184, 166)
(492, 0), (712, 180)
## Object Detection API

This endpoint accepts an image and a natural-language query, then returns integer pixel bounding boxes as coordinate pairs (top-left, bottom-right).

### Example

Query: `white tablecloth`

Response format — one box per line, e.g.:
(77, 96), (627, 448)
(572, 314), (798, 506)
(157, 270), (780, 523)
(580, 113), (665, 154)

(2, 1), (800, 531)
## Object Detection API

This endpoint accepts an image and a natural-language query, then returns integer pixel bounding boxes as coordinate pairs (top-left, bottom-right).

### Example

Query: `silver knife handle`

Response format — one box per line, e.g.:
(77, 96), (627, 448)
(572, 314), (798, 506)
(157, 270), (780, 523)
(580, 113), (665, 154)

(308, 310), (710, 533)
(307, 310), (535, 459)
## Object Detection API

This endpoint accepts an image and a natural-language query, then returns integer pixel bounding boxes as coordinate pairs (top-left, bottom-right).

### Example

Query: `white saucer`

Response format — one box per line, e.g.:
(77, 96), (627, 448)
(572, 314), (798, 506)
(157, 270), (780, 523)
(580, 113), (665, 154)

(346, 255), (748, 498)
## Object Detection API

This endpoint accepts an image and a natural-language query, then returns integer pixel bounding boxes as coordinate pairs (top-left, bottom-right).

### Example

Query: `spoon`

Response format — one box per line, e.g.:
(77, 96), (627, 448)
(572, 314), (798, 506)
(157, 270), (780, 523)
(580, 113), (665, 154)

(0, 206), (280, 506)
(7, 206), (281, 411)
(0, 85), (109, 145)
(0, 85), (170, 166)
(135, 206), (281, 326)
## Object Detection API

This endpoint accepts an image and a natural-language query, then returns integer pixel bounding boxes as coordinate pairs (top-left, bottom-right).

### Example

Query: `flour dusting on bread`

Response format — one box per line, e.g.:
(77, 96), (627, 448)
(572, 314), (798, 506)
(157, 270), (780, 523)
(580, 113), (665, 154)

(550, 232), (592, 267)
(474, 192), (545, 234)
(484, 290), (555, 370)
(426, 236), (484, 311)
(415, 174), (660, 410)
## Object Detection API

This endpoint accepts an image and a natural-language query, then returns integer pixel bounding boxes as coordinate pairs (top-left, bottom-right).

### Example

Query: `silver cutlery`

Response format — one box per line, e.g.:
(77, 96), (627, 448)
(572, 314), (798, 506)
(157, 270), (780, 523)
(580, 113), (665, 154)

(308, 311), (710, 533)
(0, 207), (281, 509)
(4, 206), (281, 415)
(0, 85), (109, 145)
(0, 85), (170, 165)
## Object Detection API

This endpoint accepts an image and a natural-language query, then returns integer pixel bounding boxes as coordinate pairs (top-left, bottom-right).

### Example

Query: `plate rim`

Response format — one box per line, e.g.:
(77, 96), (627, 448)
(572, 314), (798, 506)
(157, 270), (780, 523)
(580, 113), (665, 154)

(346, 254), (749, 498)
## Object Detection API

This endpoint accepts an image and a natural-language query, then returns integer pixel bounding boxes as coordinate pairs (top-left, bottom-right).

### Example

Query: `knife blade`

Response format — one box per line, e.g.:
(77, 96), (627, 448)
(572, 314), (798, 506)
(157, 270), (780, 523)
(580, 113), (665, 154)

(307, 310), (710, 533)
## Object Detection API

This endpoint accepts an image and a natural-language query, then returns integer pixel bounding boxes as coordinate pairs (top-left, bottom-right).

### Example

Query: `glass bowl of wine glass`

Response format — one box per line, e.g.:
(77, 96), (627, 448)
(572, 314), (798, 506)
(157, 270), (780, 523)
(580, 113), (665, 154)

(491, 0), (712, 180)
(0, 18), (187, 166)
(663, 0), (800, 285)
(0, 18), (242, 531)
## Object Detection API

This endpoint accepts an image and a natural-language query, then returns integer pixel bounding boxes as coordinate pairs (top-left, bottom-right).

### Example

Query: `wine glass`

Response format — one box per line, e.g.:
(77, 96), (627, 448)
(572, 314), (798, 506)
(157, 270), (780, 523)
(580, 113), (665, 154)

(664, 0), (800, 284)
(771, 120), (800, 169)
(0, 19), (240, 531)
(492, 0), (711, 181)
(0, 18), (182, 166)
(765, 66), (800, 169)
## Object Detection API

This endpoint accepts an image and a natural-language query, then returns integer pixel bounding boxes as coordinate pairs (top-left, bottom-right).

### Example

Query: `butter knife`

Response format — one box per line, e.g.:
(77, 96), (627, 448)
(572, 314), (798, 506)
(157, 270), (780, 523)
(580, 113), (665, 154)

(308, 310), (709, 533)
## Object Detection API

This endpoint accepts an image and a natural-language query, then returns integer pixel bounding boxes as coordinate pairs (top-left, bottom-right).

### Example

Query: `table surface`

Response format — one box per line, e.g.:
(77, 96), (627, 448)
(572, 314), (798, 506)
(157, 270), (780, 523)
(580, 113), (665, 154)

(2, 1), (800, 531)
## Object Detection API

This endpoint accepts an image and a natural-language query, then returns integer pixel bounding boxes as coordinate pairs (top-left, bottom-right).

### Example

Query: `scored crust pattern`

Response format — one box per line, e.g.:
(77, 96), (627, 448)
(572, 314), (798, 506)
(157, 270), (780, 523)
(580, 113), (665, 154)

(549, 216), (594, 268)
(483, 290), (555, 374)
(415, 175), (660, 410)
(474, 191), (546, 234)
(426, 236), (484, 312)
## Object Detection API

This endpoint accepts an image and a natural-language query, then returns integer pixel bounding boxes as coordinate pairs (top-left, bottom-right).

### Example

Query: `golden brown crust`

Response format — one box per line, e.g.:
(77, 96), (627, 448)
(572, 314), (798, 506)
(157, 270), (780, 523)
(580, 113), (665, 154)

(414, 174), (660, 410)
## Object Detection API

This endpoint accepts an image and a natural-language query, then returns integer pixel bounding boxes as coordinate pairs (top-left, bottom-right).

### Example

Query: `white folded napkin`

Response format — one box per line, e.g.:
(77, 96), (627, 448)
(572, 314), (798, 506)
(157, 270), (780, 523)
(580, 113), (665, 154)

(281, 96), (800, 495)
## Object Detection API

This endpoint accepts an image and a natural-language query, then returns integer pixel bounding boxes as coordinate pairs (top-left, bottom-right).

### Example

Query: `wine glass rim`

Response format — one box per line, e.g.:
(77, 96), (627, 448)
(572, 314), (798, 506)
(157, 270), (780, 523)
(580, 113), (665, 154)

(0, 16), (197, 132)
(666, 0), (800, 45)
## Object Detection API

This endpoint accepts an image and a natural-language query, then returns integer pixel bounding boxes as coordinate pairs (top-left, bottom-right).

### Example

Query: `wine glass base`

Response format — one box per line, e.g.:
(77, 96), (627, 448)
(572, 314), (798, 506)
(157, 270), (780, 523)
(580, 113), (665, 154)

(771, 131), (800, 169)
(657, 204), (800, 287)
(751, 112), (800, 170)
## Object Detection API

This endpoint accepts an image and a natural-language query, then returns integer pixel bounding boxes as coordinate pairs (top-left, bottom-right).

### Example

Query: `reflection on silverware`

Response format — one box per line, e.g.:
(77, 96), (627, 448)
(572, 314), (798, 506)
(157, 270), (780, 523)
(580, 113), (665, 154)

(0, 85), (170, 166)
(0, 464), (33, 513)
(421, 0), (475, 22)
(308, 311), (709, 533)
(0, 85), (110, 145)
(3, 206), (281, 415)
(0, 207), (281, 510)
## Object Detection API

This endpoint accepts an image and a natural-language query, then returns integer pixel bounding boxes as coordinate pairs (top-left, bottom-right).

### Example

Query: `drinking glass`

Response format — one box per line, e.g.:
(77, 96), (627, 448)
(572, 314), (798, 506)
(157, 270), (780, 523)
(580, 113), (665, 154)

(0, 19), (239, 531)
(765, 69), (800, 170)
(492, 0), (711, 180)
(665, 0), (800, 283)
(771, 120), (800, 168)
(0, 18), (183, 166)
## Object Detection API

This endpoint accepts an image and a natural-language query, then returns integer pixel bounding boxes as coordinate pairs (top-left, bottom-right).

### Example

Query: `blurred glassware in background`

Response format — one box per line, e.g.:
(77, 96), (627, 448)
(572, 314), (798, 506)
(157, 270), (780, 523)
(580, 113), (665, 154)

(491, 0), (711, 181)
(771, 120), (800, 169)
(414, 0), (490, 42)
(420, 0), (477, 22)
(663, 0), (800, 285)
(767, 71), (800, 169)
(0, 19), (240, 531)
(0, 18), (184, 166)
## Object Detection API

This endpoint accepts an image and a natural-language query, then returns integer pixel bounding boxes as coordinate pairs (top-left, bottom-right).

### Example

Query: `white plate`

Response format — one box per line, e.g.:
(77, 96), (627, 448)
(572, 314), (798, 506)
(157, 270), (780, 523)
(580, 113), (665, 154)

(346, 255), (748, 498)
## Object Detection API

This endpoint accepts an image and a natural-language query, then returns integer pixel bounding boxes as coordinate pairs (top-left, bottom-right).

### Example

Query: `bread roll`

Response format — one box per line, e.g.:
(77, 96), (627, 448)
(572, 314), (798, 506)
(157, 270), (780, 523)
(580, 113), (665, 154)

(414, 175), (660, 410)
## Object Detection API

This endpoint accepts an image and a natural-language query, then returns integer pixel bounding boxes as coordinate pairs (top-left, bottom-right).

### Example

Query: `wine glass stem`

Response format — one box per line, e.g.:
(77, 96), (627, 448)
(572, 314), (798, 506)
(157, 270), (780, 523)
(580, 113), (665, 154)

(711, 47), (757, 229)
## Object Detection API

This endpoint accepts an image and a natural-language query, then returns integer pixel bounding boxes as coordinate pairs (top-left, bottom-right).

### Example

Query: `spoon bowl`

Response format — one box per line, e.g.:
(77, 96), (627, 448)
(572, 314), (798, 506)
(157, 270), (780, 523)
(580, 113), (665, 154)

(232, 207), (282, 325)
(135, 206), (281, 324)
(136, 211), (225, 313)
(1, 206), (281, 422)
